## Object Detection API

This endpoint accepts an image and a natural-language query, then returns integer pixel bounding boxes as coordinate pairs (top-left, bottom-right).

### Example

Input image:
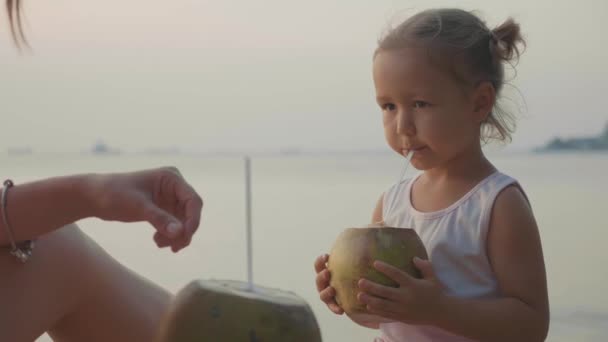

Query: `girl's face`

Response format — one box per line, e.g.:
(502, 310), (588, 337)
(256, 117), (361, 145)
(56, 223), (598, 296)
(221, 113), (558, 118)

(373, 48), (491, 170)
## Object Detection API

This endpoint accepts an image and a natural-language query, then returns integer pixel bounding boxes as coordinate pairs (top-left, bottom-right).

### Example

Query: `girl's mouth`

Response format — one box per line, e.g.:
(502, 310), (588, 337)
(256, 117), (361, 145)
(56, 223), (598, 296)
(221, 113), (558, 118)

(403, 146), (427, 155)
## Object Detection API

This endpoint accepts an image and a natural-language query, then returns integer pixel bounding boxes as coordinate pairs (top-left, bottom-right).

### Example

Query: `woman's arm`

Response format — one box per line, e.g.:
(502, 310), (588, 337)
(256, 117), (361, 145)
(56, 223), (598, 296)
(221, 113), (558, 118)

(0, 167), (203, 252)
(0, 174), (94, 244)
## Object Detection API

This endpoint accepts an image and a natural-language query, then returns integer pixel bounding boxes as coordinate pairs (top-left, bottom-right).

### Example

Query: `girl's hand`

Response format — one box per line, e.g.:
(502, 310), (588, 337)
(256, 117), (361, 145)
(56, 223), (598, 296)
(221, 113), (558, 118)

(357, 257), (446, 325)
(314, 253), (344, 315)
(90, 167), (203, 253)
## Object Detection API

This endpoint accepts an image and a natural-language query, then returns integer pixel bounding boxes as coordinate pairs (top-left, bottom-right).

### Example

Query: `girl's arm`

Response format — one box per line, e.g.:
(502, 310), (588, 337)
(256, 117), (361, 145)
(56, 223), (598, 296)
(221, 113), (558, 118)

(434, 185), (550, 341)
(359, 186), (549, 340)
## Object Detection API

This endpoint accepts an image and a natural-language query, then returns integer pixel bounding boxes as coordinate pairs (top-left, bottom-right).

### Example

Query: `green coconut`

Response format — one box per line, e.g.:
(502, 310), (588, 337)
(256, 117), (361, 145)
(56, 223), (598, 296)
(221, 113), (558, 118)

(328, 227), (428, 324)
(155, 279), (322, 342)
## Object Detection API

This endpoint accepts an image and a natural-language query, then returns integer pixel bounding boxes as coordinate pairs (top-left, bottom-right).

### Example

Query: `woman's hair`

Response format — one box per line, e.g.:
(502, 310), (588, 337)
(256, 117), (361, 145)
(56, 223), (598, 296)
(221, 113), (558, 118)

(377, 8), (526, 143)
(5, 0), (28, 48)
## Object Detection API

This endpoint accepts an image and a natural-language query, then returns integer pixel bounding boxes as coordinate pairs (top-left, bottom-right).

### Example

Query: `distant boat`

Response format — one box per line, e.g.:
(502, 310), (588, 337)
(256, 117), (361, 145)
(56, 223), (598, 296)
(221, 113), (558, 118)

(91, 140), (121, 155)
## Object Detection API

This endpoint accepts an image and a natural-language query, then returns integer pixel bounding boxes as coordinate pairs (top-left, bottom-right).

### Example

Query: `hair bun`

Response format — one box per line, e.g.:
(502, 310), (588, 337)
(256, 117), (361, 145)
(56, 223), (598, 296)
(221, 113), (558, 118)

(491, 18), (526, 63)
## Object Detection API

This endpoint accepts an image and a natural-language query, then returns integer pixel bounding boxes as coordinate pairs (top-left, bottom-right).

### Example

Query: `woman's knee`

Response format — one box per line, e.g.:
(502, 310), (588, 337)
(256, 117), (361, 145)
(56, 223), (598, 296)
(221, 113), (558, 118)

(0, 224), (104, 341)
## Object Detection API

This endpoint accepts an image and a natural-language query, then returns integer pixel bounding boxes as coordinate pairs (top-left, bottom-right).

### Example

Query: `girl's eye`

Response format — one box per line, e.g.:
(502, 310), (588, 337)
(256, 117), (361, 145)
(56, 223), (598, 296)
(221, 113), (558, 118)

(413, 101), (429, 109)
(382, 103), (396, 112)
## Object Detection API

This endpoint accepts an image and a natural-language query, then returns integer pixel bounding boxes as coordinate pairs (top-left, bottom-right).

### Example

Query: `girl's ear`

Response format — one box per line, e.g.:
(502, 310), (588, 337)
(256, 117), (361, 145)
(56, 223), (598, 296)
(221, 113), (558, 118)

(472, 81), (496, 123)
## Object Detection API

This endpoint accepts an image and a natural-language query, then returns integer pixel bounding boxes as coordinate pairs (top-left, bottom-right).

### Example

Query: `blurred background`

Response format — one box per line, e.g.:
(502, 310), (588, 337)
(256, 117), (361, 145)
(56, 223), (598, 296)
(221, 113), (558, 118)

(1, 0), (606, 341)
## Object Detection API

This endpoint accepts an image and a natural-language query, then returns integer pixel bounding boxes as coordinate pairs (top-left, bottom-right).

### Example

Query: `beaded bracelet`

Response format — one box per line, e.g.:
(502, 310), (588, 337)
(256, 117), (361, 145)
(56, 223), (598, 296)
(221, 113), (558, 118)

(1, 180), (35, 263)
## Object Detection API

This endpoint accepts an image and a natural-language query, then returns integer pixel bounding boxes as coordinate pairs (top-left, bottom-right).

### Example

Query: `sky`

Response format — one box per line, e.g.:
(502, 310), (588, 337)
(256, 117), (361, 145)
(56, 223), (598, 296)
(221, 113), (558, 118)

(1, 0), (607, 153)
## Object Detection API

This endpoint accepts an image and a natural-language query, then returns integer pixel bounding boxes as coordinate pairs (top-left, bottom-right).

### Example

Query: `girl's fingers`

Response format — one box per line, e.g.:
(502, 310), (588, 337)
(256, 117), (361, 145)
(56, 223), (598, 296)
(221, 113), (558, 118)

(319, 287), (344, 314)
(358, 278), (401, 301)
(314, 254), (329, 273)
(358, 292), (403, 313)
(328, 302), (344, 315)
(319, 286), (337, 304)
(374, 261), (414, 286)
(316, 269), (331, 292)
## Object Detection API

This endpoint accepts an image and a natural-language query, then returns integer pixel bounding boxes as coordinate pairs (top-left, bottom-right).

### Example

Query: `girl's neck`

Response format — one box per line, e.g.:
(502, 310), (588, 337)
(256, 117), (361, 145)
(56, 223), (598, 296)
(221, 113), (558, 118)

(424, 143), (496, 183)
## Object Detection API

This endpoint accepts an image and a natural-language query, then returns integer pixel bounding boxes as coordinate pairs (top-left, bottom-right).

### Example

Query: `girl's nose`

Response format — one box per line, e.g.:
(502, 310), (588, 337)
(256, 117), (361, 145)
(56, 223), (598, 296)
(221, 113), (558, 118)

(396, 110), (416, 136)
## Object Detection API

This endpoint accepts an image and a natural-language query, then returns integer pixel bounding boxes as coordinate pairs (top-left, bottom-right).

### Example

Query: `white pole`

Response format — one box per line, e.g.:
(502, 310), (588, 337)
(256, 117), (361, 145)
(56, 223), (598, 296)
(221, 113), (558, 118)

(245, 156), (254, 291)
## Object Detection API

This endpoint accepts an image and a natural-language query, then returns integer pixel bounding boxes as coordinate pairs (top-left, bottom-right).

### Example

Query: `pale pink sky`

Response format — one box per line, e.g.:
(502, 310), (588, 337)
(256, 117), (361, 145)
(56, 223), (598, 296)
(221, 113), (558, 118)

(1, 0), (606, 153)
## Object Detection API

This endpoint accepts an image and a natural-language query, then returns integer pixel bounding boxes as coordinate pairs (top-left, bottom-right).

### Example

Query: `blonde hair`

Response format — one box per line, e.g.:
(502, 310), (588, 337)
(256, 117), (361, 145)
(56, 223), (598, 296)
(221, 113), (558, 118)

(377, 9), (526, 143)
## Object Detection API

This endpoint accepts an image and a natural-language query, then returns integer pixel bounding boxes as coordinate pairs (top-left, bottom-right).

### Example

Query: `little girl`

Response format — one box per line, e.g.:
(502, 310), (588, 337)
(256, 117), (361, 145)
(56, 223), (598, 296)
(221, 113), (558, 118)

(315, 8), (549, 342)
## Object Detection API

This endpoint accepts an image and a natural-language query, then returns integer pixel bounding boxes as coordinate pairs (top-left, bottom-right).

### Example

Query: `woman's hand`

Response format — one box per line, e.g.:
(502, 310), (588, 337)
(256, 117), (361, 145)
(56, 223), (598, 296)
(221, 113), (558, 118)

(90, 167), (203, 252)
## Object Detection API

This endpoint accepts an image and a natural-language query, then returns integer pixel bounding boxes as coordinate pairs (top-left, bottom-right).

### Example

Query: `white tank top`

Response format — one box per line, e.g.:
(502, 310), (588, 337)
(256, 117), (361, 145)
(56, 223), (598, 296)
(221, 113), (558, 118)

(378, 171), (517, 342)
